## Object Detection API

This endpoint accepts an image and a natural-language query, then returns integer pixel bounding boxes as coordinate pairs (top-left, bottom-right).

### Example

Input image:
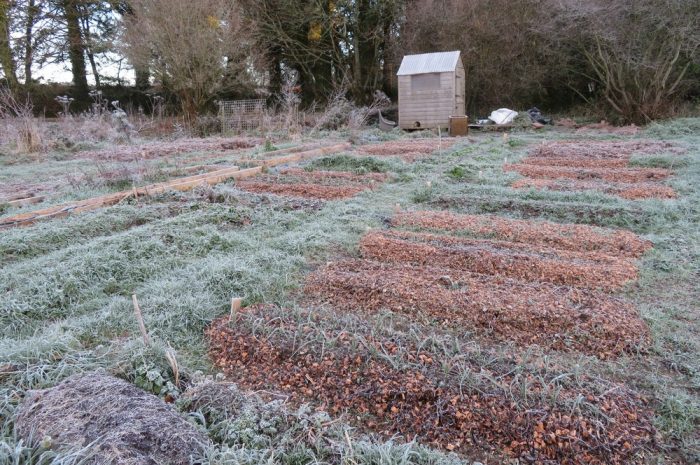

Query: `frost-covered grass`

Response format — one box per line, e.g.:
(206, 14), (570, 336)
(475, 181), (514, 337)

(1, 121), (699, 463)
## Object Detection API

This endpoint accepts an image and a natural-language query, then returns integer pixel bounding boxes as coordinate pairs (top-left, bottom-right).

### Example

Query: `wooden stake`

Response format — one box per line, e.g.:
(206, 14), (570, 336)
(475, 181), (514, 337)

(132, 294), (150, 346)
(230, 297), (242, 320)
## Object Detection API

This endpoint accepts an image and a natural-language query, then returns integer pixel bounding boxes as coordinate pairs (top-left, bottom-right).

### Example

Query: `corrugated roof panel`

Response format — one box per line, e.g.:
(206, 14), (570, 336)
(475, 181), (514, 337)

(396, 51), (461, 76)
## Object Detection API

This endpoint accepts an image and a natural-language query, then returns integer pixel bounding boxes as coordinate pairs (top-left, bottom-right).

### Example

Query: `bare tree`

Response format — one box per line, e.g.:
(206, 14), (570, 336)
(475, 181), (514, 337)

(547, 0), (700, 124)
(123, 0), (248, 118)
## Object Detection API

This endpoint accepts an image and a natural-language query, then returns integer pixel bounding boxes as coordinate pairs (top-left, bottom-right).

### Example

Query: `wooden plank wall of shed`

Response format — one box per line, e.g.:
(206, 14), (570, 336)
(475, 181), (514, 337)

(398, 72), (455, 129)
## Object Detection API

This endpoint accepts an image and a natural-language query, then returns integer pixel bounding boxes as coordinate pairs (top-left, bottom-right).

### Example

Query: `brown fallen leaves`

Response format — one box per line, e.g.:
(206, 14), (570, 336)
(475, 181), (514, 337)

(279, 168), (388, 183)
(305, 259), (650, 357)
(236, 169), (385, 200)
(235, 181), (367, 200)
(359, 230), (639, 290)
(521, 156), (631, 169)
(505, 164), (671, 183)
(356, 139), (457, 161)
(391, 210), (652, 258)
(207, 308), (656, 464)
(509, 140), (680, 199)
(512, 178), (677, 200)
(77, 137), (261, 162)
(530, 140), (682, 159)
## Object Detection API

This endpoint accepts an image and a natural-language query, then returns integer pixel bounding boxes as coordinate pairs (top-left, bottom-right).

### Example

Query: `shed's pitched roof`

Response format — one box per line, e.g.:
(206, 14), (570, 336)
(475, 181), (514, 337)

(396, 51), (461, 76)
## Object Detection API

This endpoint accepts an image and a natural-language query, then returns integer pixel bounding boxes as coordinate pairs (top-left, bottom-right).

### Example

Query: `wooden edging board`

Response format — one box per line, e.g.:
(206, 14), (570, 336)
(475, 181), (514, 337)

(0, 142), (351, 229)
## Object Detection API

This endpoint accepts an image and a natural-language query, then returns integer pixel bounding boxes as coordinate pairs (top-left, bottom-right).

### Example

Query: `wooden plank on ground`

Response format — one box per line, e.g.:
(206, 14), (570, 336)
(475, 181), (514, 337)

(234, 142), (348, 165)
(3, 195), (46, 207)
(0, 143), (350, 229)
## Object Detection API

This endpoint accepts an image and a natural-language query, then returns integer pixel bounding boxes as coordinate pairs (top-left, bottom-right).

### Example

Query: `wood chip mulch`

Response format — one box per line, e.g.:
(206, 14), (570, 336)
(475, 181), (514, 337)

(356, 139), (457, 161)
(391, 210), (652, 258)
(279, 168), (388, 184)
(512, 178), (677, 200)
(235, 169), (386, 200)
(359, 230), (639, 290)
(207, 309), (656, 464)
(530, 140), (682, 159)
(304, 259), (650, 357)
(235, 181), (368, 200)
(504, 164), (671, 183)
(507, 140), (680, 199)
(76, 137), (261, 162)
(520, 156), (631, 169)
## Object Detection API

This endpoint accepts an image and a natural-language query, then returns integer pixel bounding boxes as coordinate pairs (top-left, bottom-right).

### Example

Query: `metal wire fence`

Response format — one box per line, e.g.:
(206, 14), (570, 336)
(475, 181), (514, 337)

(218, 99), (266, 132)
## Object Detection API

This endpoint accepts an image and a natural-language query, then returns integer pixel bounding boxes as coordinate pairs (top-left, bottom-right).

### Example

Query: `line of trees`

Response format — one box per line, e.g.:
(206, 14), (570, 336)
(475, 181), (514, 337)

(0, 0), (698, 123)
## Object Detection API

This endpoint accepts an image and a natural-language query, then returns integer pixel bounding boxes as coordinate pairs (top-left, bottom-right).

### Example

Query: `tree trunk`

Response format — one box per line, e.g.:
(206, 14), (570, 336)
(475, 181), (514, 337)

(268, 46), (283, 101)
(61, 0), (89, 101)
(86, 48), (100, 88)
(0, 0), (19, 89)
(24, 0), (37, 84)
(135, 65), (150, 90)
(79, 10), (100, 88)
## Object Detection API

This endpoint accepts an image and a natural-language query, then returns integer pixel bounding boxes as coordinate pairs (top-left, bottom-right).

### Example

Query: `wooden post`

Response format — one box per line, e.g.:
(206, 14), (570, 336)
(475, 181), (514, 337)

(230, 297), (242, 321)
(132, 294), (150, 346)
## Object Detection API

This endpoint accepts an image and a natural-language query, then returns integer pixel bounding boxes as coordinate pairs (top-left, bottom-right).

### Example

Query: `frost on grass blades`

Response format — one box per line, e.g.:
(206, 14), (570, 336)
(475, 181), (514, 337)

(1, 120), (699, 464)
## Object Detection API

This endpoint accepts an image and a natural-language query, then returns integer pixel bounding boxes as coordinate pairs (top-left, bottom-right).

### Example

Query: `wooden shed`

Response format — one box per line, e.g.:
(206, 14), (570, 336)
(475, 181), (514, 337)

(396, 51), (465, 130)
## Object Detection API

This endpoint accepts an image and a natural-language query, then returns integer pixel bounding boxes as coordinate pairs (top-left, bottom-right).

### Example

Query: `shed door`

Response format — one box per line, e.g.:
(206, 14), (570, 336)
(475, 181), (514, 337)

(454, 72), (465, 115)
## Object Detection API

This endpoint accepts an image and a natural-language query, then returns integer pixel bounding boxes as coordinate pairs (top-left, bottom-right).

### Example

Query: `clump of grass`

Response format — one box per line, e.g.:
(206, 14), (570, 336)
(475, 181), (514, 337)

(646, 118), (700, 138)
(629, 155), (688, 169)
(446, 166), (466, 179)
(308, 155), (391, 174)
(655, 393), (700, 444)
(411, 183), (435, 203)
(263, 139), (277, 152)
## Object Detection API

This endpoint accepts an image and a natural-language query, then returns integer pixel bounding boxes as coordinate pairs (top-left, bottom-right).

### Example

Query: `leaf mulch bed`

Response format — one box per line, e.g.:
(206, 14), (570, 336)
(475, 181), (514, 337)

(530, 140), (683, 159)
(207, 308), (656, 464)
(505, 164), (671, 183)
(305, 259), (650, 357)
(512, 178), (677, 200)
(76, 137), (261, 162)
(235, 181), (368, 200)
(356, 139), (457, 161)
(235, 169), (385, 200)
(391, 210), (652, 258)
(428, 196), (656, 228)
(279, 168), (388, 184)
(508, 140), (679, 199)
(359, 230), (638, 290)
(520, 156), (631, 169)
